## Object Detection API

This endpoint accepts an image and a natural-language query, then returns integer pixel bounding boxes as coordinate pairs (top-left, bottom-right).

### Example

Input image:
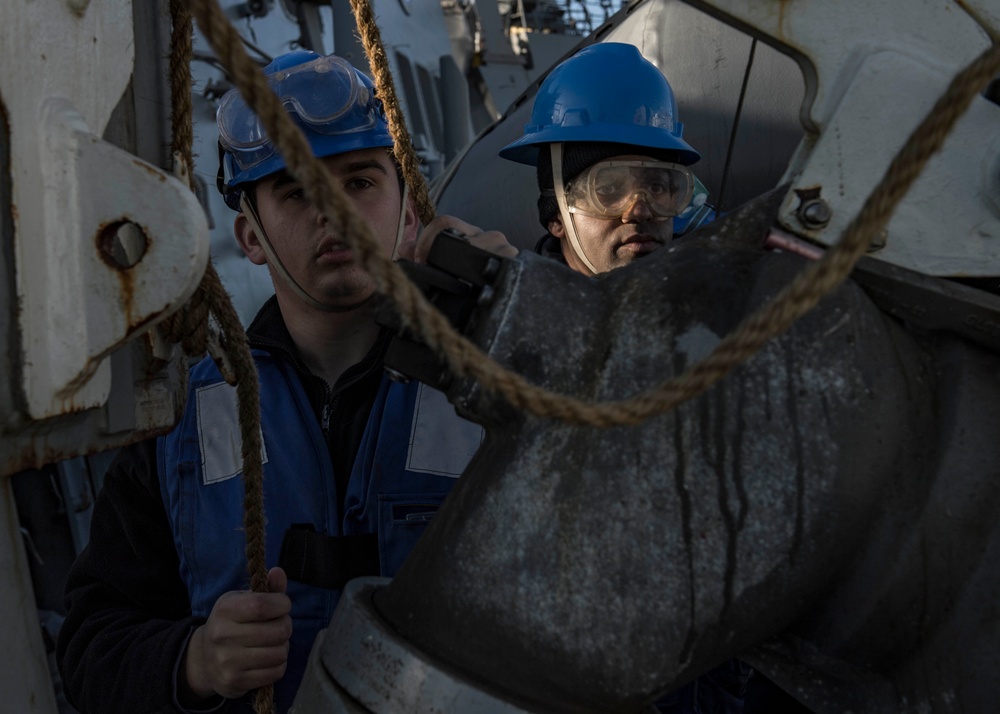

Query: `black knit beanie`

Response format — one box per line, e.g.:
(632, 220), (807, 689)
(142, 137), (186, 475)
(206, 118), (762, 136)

(536, 142), (684, 228)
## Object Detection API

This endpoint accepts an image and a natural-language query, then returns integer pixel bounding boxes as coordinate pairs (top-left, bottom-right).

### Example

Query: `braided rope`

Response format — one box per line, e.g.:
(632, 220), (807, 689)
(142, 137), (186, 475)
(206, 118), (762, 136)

(169, 0), (194, 170)
(161, 0), (202, 350)
(349, 0), (437, 225)
(167, 4), (273, 713)
(166, 1), (996, 710)
(185, 0), (1000, 428)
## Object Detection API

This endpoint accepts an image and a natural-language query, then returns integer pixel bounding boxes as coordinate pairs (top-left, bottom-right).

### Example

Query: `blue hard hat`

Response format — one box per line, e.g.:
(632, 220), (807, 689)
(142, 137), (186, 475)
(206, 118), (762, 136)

(217, 50), (393, 210)
(499, 43), (699, 167)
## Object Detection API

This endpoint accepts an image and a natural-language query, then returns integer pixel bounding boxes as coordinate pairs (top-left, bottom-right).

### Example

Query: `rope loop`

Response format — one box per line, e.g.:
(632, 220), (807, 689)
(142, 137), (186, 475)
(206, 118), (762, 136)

(184, 0), (1000, 427)
(165, 2), (997, 712)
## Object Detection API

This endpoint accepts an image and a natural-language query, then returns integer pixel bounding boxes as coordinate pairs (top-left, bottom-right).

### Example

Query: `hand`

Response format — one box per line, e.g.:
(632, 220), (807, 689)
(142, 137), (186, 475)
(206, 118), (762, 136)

(181, 567), (292, 703)
(397, 215), (518, 264)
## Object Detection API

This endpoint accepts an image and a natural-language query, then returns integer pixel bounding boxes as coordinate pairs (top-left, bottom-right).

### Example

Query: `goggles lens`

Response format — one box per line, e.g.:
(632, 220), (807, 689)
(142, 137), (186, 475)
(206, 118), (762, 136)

(217, 54), (378, 172)
(566, 160), (694, 219)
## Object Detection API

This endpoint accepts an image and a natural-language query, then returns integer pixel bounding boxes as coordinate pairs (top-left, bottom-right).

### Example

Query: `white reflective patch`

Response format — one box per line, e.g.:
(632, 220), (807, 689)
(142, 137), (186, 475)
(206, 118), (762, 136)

(196, 382), (268, 485)
(406, 383), (484, 478)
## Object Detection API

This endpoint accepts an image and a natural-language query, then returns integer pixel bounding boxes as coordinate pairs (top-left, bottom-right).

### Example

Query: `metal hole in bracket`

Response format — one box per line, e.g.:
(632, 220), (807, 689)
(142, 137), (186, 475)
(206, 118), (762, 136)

(97, 221), (148, 269)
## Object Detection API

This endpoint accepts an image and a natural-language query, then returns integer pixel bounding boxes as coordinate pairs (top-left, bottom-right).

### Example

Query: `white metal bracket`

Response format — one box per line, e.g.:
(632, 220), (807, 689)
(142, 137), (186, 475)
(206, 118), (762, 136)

(689, 0), (1000, 276)
(1, 0), (209, 420)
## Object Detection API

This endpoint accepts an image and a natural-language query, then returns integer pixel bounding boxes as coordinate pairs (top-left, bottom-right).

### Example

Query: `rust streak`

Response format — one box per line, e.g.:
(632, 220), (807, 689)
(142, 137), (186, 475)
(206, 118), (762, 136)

(776, 0), (791, 42)
(127, 305), (169, 336)
(67, 0), (91, 19)
(2, 420), (181, 479)
(54, 357), (105, 403)
(118, 265), (137, 327)
(132, 159), (168, 182)
(2, 439), (65, 478)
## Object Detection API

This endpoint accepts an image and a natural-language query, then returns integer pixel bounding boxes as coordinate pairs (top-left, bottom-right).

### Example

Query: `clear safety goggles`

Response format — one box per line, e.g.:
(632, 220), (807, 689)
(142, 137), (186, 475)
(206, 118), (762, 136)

(564, 160), (694, 220)
(217, 54), (378, 172)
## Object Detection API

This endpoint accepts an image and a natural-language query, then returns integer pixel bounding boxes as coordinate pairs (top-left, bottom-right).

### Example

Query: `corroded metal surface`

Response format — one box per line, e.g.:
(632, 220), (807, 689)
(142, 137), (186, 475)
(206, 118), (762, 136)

(360, 190), (1000, 713)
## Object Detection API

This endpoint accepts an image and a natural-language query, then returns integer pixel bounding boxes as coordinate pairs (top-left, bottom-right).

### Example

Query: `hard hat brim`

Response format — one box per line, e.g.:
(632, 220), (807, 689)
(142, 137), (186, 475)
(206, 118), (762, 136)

(499, 124), (701, 167)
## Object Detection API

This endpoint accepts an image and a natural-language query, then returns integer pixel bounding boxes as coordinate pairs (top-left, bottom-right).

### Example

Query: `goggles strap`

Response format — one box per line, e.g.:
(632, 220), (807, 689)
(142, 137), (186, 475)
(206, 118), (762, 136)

(216, 141), (228, 198)
(239, 193), (373, 313)
(551, 143), (599, 276)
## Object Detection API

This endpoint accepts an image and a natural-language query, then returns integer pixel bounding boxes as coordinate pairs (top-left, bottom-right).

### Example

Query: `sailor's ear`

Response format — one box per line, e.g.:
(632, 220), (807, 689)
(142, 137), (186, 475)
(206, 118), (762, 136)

(234, 211), (267, 266)
(403, 190), (419, 243)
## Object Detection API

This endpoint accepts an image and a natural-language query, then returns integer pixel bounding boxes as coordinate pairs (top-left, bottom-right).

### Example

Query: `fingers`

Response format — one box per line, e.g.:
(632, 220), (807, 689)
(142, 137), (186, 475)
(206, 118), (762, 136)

(401, 215), (517, 264)
(183, 588), (293, 701)
(217, 588), (291, 625)
(202, 636), (289, 700)
(267, 566), (288, 595)
(195, 640), (289, 700)
(396, 238), (417, 262)
(208, 594), (293, 642)
(403, 215), (471, 265)
(467, 230), (519, 259)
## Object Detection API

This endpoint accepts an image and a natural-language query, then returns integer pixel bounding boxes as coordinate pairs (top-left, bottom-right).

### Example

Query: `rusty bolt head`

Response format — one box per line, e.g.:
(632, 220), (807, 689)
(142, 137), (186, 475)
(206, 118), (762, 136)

(798, 198), (832, 229)
(867, 229), (888, 252)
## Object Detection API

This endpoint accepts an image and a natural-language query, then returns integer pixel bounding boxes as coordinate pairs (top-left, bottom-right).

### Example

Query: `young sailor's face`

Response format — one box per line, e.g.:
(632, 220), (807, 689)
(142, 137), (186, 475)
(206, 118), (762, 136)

(250, 149), (413, 309)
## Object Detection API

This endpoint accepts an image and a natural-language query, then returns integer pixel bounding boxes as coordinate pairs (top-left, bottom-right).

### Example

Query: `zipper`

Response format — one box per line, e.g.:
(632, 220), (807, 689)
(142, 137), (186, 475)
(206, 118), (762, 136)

(321, 386), (333, 434)
(247, 304), (386, 437)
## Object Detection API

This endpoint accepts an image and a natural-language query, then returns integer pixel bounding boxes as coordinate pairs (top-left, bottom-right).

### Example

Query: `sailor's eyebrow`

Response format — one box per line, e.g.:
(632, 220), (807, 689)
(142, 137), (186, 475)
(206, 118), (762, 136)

(337, 159), (389, 175)
(267, 171), (297, 194)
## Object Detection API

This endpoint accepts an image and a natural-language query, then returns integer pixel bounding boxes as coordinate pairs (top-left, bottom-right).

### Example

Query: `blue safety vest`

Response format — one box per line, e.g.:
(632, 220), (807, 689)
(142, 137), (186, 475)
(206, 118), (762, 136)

(158, 348), (484, 711)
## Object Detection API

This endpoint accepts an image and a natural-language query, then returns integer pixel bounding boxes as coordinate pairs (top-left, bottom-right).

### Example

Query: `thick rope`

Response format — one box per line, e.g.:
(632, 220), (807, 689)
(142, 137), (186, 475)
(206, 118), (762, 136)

(162, 0), (203, 350)
(185, 0), (1000, 428)
(349, 0), (436, 225)
(166, 4), (273, 713)
(161, 4), (995, 711)
(169, 0), (194, 170)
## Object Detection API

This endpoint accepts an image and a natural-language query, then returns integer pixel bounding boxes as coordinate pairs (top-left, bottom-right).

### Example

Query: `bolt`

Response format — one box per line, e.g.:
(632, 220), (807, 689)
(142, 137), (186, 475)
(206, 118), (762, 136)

(867, 230), (888, 252)
(798, 198), (832, 229)
(237, 0), (269, 18)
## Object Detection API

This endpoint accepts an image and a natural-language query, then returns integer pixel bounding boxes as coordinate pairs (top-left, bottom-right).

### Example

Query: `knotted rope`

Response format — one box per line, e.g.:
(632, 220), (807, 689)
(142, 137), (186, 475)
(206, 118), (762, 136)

(166, 2), (272, 712)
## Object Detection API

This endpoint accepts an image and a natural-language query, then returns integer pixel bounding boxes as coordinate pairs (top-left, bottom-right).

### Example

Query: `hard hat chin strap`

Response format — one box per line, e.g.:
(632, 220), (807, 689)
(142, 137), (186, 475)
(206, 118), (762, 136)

(551, 143), (599, 276)
(391, 181), (410, 261)
(239, 193), (374, 313)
